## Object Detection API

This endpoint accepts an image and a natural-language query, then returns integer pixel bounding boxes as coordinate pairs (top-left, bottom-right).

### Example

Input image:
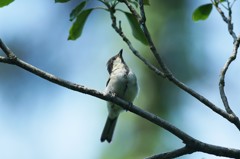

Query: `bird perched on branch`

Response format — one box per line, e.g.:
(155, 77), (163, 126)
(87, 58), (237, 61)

(101, 49), (139, 143)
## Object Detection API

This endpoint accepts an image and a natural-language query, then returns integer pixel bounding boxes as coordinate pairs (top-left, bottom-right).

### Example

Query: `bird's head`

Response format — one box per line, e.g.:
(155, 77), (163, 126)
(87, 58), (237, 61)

(107, 49), (128, 74)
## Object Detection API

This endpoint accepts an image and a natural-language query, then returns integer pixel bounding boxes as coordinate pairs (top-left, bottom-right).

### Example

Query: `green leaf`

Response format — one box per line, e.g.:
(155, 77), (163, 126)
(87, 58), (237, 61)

(0, 0), (14, 8)
(68, 9), (93, 40)
(192, 3), (213, 21)
(70, 1), (86, 21)
(55, 0), (71, 3)
(124, 12), (148, 45)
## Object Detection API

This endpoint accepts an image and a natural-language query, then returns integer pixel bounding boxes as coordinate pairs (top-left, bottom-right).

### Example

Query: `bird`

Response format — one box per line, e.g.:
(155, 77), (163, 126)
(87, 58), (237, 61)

(101, 49), (139, 143)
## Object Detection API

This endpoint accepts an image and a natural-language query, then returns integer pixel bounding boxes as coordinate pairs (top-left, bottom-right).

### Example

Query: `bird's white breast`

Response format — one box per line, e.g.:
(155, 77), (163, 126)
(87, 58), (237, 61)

(104, 66), (138, 119)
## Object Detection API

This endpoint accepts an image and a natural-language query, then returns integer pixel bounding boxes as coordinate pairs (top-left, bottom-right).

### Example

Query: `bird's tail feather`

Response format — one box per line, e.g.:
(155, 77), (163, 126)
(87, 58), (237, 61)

(100, 117), (118, 143)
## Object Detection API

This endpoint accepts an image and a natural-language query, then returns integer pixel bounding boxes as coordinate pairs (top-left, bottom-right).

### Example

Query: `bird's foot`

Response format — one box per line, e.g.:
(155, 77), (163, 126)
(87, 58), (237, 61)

(125, 102), (133, 112)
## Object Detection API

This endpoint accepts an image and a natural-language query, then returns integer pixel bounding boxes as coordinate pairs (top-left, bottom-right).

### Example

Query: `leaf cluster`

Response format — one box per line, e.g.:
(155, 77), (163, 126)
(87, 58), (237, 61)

(55, 0), (149, 44)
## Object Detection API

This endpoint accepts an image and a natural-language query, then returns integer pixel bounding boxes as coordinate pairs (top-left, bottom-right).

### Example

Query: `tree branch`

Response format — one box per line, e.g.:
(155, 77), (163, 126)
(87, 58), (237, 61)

(219, 35), (240, 115)
(212, 0), (237, 41)
(0, 56), (12, 63)
(1, 38), (239, 158)
(146, 146), (194, 159)
(121, 0), (141, 21)
(147, 140), (240, 159)
(211, 1), (239, 117)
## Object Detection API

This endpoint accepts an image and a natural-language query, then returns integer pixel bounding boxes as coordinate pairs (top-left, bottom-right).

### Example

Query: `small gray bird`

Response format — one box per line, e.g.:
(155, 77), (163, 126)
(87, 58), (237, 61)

(101, 49), (139, 143)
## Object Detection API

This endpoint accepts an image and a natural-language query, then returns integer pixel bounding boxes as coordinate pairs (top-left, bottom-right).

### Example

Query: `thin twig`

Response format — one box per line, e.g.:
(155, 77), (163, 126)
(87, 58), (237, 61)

(146, 146), (194, 159)
(121, 0), (141, 21)
(230, 0), (237, 8)
(0, 39), (17, 59)
(212, 1), (239, 116)
(219, 35), (240, 115)
(226, 0), (237, 41)
(212, 0), (237, 41)
(138, 0), (170, 75)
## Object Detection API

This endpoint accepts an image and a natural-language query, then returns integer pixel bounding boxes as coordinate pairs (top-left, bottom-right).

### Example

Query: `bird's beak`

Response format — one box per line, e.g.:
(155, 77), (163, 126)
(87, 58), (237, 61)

(118, 49), (123, 57)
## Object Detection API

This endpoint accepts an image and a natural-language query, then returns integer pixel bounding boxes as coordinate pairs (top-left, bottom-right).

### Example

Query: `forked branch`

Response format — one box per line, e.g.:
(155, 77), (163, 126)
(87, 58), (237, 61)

(212, 0), (240, 118)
